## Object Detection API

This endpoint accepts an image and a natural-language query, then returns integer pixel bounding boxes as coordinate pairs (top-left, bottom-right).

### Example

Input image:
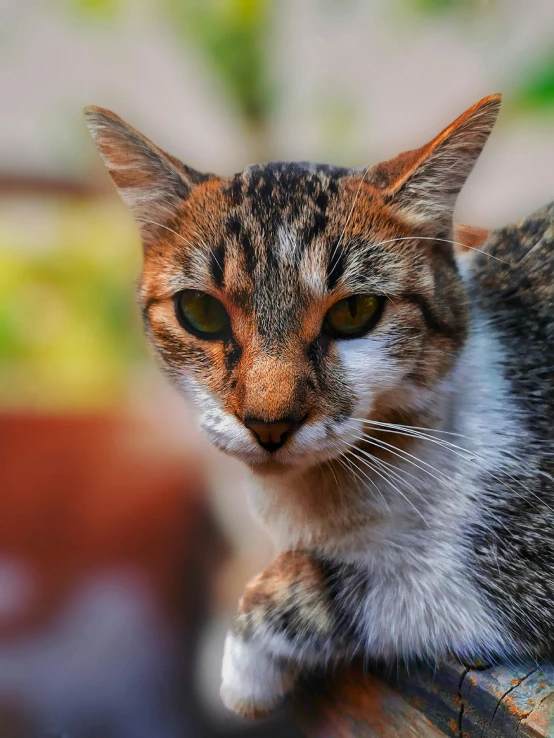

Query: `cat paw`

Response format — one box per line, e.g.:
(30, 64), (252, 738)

(220, 632), (296, 719)
(220, 550), (353, 717)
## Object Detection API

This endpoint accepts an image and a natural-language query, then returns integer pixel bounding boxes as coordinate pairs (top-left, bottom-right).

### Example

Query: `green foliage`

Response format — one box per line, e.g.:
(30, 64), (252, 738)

(0, 202), (146, 409)
(316, 93), (360, 163)
(62, 0), (122, 20)
(512, 51), (554, 115)
(405, 0), (488, 16)
(165, 0), (274, 127)
(61, 0), (275, 129)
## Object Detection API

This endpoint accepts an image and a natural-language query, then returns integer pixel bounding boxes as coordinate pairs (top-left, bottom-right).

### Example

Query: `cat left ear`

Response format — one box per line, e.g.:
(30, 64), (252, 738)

(84, 106), (213, 236)
(370, 94), (501, 228)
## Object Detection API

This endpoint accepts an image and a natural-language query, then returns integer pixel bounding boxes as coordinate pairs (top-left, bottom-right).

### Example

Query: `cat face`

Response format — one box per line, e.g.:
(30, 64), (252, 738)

(85, 96), (500, 473)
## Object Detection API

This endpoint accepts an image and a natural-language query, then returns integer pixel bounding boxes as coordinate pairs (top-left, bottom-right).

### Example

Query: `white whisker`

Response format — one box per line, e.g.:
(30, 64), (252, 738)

(135, 217), (196, 247)
(342, 435), (435, 503)
(347, 418), (554, 520)
(328, 166), (371, 276)
(342, 422), (460, 493)
(333, 444), (392, 516)
(343, 444), (429, 526)
(367, 235), (510, 265)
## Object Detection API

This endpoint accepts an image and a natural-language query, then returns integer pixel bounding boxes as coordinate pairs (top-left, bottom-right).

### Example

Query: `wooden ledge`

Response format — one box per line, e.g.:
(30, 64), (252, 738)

(293, 661), (554, 737)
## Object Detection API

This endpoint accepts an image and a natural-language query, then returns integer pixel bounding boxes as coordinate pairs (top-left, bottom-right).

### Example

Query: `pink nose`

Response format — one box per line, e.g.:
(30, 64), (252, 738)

(243, 418), (295, 451)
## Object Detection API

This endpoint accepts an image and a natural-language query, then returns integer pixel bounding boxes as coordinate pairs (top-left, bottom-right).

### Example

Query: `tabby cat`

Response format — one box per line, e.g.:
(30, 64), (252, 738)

(85, 95), (554, 719)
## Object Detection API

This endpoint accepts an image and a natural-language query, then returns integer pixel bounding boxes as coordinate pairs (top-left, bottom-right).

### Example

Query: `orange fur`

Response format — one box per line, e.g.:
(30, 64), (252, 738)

(84, 96), (499, 526)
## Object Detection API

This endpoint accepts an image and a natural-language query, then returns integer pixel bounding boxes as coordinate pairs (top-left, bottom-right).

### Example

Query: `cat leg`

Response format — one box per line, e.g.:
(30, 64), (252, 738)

(220, 550), (364, 718)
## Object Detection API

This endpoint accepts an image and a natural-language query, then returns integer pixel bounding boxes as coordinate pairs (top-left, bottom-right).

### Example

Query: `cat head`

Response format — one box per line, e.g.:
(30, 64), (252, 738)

(85, 95), (500, 474)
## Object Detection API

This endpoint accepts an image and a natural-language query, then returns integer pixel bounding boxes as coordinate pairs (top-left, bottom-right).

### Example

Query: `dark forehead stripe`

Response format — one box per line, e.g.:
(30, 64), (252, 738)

(219, 161), (354, 337)
(225, 214), (256, 274)
(326, 248), (347, 291)
(226, 161), (350, 211)
(225, 175), (245, 206)
(301, 189), (330, 245)
(210, 241), (226, 287)
(224, 160), (350, 250)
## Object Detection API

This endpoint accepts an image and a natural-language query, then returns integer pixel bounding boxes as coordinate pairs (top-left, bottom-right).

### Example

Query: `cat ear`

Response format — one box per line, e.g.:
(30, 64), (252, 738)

(370, 94), (501, 227)
(84, 106), (212, 234)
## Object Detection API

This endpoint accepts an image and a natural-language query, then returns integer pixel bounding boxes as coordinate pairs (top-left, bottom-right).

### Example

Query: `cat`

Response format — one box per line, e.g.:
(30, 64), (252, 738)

(85, 94), (554, 720)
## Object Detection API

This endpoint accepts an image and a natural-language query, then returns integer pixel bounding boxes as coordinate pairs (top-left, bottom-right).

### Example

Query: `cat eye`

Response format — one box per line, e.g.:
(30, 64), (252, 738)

(323, 295), (383, 338)
(175, 290), (230, 339)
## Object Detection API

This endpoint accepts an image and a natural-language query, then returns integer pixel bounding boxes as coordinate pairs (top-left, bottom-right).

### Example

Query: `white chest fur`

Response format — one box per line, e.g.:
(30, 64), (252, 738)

(246, 317), (522, 662)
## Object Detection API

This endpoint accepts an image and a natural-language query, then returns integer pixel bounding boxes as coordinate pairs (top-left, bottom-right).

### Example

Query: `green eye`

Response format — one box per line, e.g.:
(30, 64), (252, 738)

(176, 290), (230, 338)
(324, 295), (383, 338)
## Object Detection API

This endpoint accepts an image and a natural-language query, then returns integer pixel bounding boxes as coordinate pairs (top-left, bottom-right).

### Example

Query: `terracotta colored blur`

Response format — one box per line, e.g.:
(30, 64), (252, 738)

(0, 412), (223, 637)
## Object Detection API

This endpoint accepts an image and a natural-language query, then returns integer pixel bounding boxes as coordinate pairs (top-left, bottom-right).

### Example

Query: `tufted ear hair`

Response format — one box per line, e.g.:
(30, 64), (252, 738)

(84, 106), (214, 241)
(369, 94), (501, 229)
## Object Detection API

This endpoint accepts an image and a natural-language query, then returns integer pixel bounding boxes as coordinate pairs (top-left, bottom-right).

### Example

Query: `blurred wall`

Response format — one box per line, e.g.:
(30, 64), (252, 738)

(1, 0), (553, 222)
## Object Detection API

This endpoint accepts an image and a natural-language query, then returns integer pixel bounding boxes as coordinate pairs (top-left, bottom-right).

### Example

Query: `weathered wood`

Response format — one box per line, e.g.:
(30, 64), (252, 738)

(294, 661), (554, 737)
(385, 661), (554, 737)
(384, 661), (468, 736)
(294, 666), (447, 737)
(462, 664), (554, 738)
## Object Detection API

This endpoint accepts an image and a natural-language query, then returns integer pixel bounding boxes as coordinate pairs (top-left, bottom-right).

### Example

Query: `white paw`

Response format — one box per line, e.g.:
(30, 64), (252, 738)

(220, 632), (297, 719)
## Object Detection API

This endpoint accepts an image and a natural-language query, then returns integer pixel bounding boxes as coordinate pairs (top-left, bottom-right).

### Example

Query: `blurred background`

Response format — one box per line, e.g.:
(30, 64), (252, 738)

(0, 0), (553, 735)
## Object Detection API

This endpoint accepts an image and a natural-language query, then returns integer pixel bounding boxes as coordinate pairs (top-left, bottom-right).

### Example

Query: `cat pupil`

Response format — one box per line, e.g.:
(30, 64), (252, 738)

(347, 296), (358, 319)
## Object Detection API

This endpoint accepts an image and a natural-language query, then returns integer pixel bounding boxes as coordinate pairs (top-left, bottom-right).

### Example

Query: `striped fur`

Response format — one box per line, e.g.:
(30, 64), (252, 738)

(85, 97), (554, 719)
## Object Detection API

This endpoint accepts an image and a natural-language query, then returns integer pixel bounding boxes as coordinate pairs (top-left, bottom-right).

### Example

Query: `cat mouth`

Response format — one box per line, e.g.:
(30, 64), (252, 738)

(205, 415), (343, 470)
(239, 436), (344, 473)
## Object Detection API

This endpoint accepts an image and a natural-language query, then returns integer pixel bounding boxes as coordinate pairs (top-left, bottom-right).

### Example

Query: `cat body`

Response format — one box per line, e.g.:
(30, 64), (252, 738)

(85, 95), (554, 718)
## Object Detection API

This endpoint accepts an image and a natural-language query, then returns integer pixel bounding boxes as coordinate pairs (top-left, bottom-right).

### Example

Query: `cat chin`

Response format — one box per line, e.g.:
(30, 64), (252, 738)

(237, 448), (339, 477)
(245, 459), (300, 477)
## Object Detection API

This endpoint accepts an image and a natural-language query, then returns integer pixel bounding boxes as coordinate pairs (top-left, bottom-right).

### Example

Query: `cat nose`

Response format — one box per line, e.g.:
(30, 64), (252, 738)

(243, 417), (296, 452)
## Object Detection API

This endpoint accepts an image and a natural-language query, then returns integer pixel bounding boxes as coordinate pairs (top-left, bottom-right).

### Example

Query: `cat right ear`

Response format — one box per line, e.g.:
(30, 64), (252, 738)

(84, 106), (212, 236)
(369, 94), (501, 229)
